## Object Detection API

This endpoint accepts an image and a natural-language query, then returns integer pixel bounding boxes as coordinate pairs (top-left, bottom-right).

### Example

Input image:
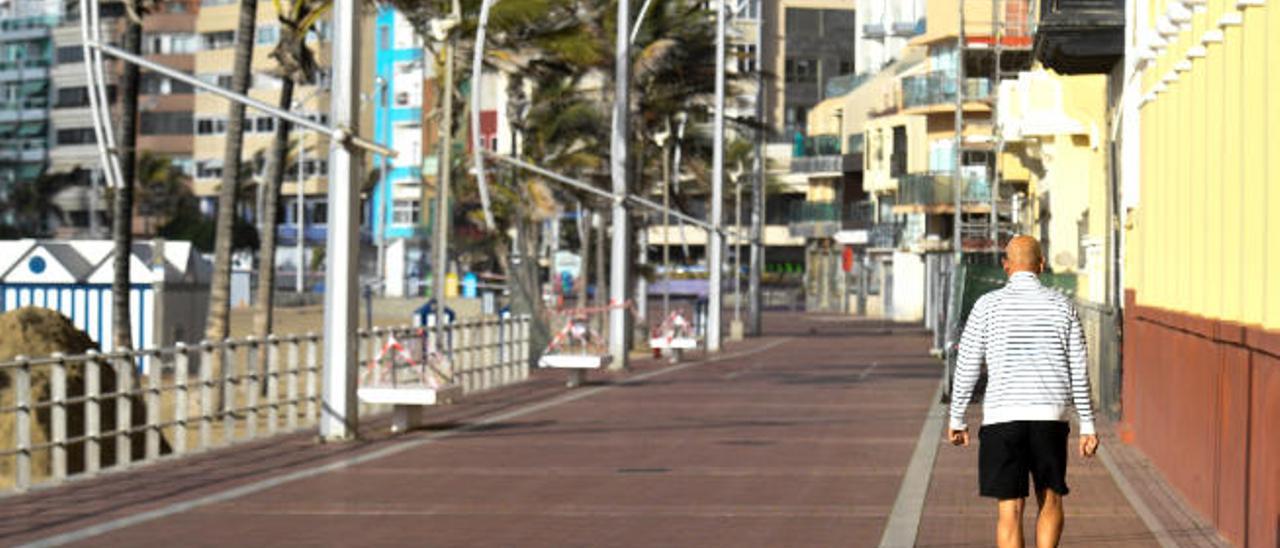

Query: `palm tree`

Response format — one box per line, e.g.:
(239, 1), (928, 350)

(112, 0), (146, 351)
(205, 0), (262, 345)
(135, 152), (193, 235)
(253, 0), (328, 377)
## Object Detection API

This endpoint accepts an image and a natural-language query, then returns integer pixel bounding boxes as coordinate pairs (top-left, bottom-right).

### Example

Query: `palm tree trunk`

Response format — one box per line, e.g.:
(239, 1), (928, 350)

(253, 77), (295, 377)
(112, 19), (142, 351)
(205, 0), (259, 345)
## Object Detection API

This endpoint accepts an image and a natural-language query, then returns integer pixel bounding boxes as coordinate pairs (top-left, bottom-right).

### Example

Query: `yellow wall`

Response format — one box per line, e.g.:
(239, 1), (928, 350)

(912, 0), (1007, 46)
(863, 114), (927, 193)
(1128, 2), (1278, 330)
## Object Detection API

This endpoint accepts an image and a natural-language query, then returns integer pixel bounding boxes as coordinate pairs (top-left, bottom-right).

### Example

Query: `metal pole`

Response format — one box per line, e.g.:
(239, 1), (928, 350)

(608, 0), (631, 369)
(318, 0), (362, 441)
(734, 174), (742, 322)
(662, 134), (672, 319)
(296, 126), (305, 293)
(707, 0), (726, 352)
(952, 5), (965, 253)
(435, 0), (459, 353)
(376, 80), (389, 295)
(748, 10), (764, 336)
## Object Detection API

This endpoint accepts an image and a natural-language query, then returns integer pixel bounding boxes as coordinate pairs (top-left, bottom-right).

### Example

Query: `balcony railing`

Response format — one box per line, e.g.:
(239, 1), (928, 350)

(901, 72), (991, 109)
(275, 224), (329, 244)
(790, 155), (858, 175)
(898, 173), (992, 207)
(787, 202), (840, 238)
(869, 222), (903, 249)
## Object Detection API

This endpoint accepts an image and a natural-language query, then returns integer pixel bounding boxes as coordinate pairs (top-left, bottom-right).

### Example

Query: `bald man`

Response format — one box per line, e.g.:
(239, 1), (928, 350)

(947, 236), (1098, 548)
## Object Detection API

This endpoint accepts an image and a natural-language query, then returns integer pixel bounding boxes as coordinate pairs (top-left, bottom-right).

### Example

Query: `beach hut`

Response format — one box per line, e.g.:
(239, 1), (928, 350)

(0, 239), (212, 365)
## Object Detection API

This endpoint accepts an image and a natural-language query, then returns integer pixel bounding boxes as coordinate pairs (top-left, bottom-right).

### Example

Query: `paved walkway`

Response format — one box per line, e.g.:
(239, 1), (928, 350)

(0, 313), (1167, 547)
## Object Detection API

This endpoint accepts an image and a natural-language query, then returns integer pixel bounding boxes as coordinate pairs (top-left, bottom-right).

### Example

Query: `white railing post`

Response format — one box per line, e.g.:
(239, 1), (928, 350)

(51, 353), (68, 481)
(287, 336), (300, 430)
(85, 350), (101, 474)
(305, 334), (318, 425)
(115, 354), (132, 468)
(222, 341), (236, 444)
(14, 356), (31, 490)
(200, 341), (214, 450)
(267, 335), (280, 435)
(145, 352), (162, 460)
(245, 337), (259, 440)
(174, 343), (189, 456)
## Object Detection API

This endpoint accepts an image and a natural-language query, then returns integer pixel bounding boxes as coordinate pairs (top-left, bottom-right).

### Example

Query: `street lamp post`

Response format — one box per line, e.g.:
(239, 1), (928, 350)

(375, 76), (389, 296)
(318, 0), (363, 440)
(707, 0), (726, 352)
(607, 0), (631, 369)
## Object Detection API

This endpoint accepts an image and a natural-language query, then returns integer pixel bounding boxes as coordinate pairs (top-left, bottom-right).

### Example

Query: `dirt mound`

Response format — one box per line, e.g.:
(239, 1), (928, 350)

(0, 307), (98, 363)
(0, 307), (159, 490)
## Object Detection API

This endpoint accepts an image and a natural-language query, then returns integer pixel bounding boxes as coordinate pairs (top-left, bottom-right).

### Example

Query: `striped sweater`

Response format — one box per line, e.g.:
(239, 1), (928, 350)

(949, 271), (1096, 435)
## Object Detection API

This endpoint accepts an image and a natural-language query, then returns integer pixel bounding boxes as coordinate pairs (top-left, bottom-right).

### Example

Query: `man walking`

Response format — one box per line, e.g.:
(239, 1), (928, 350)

(948, 236), (1099, 548)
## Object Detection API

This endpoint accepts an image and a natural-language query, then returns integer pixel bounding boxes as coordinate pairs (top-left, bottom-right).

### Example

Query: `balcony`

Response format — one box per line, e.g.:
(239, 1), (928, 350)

(790, 155), (860, 176)
(788, 201), (882, 239)
(901, 72), (991, 110)
(862, 23), (886, 39)
(869, 222), (903, 249)
(896, 173), (992, 211)
(1033, 0), (1124, 74)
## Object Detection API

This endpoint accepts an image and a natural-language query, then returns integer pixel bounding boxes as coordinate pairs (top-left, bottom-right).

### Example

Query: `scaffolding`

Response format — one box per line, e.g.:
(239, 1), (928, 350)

(952, 0), (1036, 253)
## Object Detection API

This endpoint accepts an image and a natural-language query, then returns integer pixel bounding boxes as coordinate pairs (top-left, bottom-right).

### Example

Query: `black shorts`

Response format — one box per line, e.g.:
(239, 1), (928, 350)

(978, 420), (1070, 499)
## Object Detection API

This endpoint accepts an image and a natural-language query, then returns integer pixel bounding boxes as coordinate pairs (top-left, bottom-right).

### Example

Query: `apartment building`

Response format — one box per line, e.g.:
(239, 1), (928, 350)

(0, 0), (59, 197)
(191, 0), (333, 278)
(46, 0), (199, 237)
(370, 5), (429, 297)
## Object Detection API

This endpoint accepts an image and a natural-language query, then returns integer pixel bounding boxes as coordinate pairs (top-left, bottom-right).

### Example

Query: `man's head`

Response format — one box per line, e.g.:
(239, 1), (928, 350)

(1003, 235), (1044, 276)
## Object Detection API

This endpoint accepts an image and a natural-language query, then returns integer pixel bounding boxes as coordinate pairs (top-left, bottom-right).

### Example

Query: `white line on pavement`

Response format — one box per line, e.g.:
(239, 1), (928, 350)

(879, 376), (946, 548)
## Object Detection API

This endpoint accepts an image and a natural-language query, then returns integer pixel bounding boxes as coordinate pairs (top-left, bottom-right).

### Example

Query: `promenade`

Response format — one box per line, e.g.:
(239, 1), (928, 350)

(0, 314), (1192, 547)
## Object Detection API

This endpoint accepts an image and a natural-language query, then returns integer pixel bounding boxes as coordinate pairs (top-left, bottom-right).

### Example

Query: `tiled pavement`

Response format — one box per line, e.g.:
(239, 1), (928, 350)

(0, 313), (1198, 547)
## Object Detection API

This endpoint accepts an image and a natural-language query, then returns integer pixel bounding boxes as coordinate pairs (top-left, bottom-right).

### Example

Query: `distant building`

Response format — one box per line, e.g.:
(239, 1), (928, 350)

(0, 0), (59, 197)
(370, 5), (429, 297)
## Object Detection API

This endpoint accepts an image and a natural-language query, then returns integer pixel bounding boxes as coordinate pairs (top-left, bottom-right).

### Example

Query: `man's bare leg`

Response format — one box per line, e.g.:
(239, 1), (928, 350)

(997, 498), (1026, 548)
(1034, 488), (1064, 548)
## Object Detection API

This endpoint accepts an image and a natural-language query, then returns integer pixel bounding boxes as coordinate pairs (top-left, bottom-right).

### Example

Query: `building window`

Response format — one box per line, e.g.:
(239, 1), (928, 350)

(143, 33), (198, 54)
(56, 128), (97, 145)
(839, 60), (855, 75)
(196, 160), (223, 179)
(141, 74), (194, 95)
(196, 73), (234, 91)
(141, 112), (193, 135)
(56, 86), (89, 107)
(735, 45), (757, 74)
(392, 200), (420, 225)
(735, 0), (759, 19)
(890, 125), (907, 177)
(255, 116), (275, 133)
(785, 58), (816, 83)
(201, 31), (235, 50)
(196, 117), (228, 135)
(379, 25), (390, 50)
(252, 73), (282, 89)
(256, 25), (279, 45)
(56, 46), (83, 64)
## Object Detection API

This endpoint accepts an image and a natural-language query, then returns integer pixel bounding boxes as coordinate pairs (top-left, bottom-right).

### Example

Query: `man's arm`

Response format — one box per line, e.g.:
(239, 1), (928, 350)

(1066, 307), (1096, 436)
(948, 297), (988, 437)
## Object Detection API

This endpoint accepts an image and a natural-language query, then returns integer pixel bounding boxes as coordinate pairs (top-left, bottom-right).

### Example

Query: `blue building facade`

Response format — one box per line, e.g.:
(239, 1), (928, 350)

(372, 6), (427, 240)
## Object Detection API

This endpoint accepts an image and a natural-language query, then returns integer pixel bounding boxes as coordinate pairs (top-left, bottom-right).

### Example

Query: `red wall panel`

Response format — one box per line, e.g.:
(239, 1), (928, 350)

(1248, 354), (1279, 548)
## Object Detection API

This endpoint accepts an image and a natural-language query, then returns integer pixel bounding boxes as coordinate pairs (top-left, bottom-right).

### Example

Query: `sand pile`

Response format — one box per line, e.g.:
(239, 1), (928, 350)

(0, 307), (158, 489)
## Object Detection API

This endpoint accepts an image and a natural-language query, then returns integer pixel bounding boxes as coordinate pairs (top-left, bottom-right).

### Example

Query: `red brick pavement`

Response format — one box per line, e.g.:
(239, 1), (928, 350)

(0, 313), (1165, 547)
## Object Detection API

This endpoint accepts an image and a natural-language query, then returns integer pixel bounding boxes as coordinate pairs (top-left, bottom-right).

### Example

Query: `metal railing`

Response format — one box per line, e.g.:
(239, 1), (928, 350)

(898, 173), (992, 206)
(902, 72), (992, 109)
(0, 315), (531, 492)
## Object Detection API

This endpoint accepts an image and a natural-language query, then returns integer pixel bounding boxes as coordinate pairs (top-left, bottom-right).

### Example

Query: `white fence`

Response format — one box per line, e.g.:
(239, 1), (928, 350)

(0, 314), (531, 492)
